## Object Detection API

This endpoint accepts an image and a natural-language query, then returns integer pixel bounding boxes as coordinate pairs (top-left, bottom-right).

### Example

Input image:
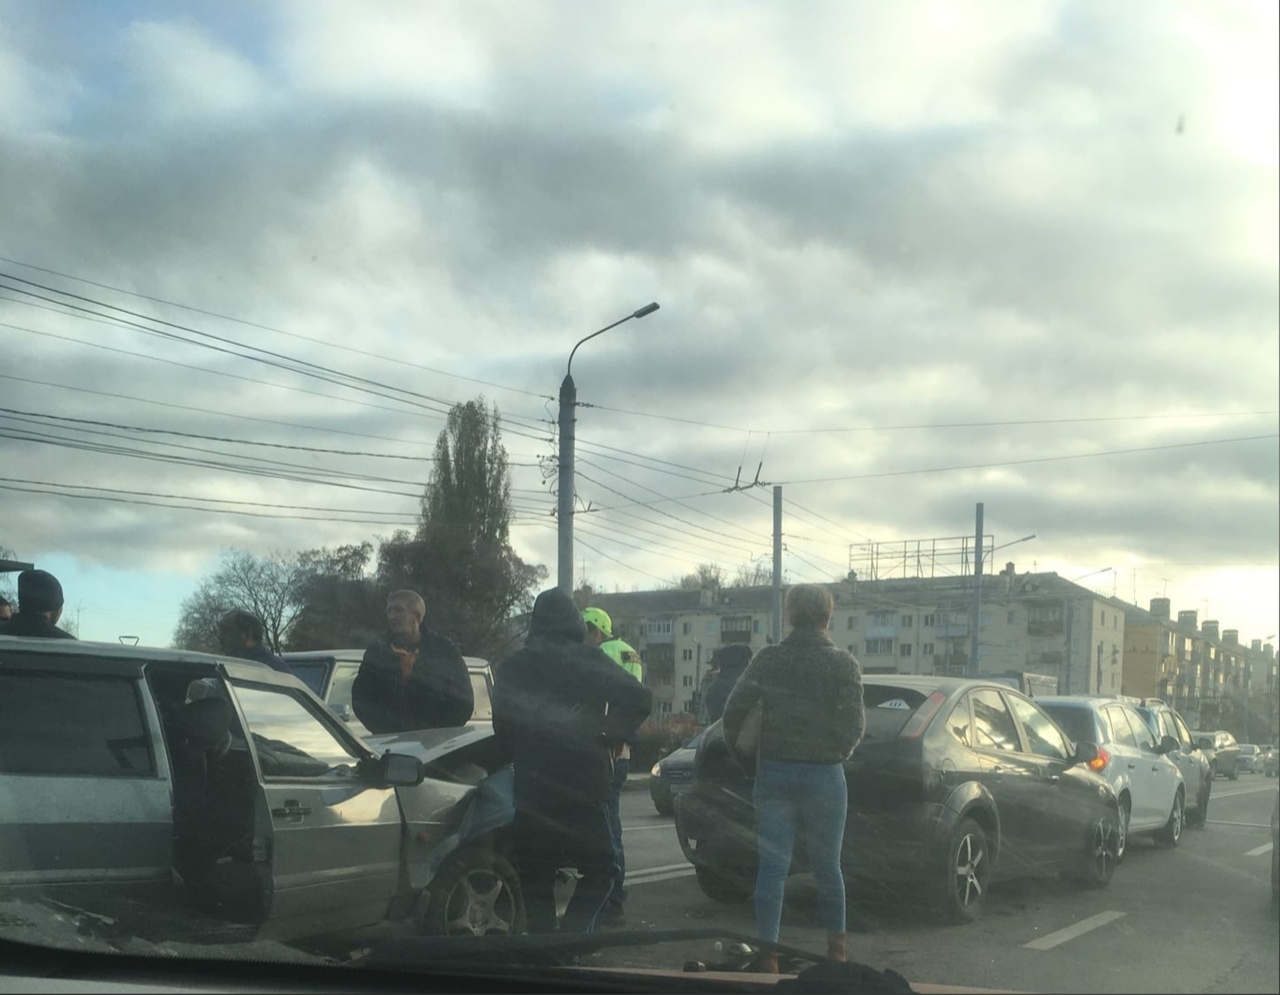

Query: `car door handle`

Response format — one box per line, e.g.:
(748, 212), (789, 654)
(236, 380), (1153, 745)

(271, 800), (312, 823)
(1127, 762), (1136, 769)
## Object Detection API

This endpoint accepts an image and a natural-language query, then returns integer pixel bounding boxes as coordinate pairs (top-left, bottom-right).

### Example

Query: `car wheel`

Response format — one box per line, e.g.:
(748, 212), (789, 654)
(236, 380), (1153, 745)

(653, 795), (674, 818)
(419, 849), (525, 937)
(1155, 790), (1184, 848)
(1187, 780), (1210, 828)
(1079, 809), (1120, 889)
(694, 863), (754, 903)
(940, 817), (991, 924)
(1115, 799), (1130, 863)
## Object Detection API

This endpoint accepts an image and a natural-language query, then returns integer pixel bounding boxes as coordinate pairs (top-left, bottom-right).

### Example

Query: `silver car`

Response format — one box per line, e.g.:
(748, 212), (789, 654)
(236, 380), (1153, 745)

(0, 637), (521, 942)
(1039, 696), (1185, 860)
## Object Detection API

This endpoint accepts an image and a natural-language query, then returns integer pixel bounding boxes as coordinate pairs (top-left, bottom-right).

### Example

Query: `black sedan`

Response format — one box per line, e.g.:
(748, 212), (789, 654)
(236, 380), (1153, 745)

(674, 675), (1122, 923)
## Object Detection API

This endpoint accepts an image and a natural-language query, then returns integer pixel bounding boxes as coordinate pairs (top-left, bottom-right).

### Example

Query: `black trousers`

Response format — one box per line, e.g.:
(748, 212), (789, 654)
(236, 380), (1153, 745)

(513, 803), (619, 934)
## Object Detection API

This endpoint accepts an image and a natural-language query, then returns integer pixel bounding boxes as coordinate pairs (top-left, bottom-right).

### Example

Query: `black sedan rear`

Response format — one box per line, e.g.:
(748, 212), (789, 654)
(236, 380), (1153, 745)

(674, 675), (1121, 923)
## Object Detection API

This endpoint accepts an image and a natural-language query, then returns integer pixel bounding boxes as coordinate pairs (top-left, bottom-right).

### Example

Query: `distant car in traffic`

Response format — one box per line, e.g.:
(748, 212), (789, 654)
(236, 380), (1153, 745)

(1263, 746), (1278, 778)
(1193, 729), (1241, 781)
(280, 649), (494, 740)
(675, 675), (1122, 924)
(649, 730), (704, 817)
(1038, 696), (1185, 860)
(0, 636), (522, 941)
(1134, 700), (1214, 828)
(1237, 744), (1261, 774)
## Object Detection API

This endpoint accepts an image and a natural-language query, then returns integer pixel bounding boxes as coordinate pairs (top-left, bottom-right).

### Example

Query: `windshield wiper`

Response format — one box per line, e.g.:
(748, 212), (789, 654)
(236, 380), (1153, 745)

(358, 928), (915, 992)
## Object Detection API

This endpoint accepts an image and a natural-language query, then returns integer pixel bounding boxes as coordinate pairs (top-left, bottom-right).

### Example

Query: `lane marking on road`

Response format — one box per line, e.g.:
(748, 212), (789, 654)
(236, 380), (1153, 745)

(1211, 784), (1279, 798)
(629, 868), (697, 886)
(1245, 842), (1274, 857)
(627, 863), (692, 878)
(1206, 820), (1272, 828)
(1023, 911), (1126, 951)
(622, 824), (676, 832)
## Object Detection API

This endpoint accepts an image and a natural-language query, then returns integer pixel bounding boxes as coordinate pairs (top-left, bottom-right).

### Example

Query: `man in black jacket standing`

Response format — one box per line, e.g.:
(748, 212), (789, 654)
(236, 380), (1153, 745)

(0, 570), (76, 639)
(493, 588), (652, 935)
(351, 589), (474, 733)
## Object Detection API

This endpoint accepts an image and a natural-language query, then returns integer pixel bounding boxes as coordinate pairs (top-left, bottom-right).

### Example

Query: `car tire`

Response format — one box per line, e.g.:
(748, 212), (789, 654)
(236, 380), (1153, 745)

(653, 794), (674, 818)
(694, 863), (754, 903)
(419, 848), (526, 937)
(1078, 809), (1120, 889)
(940, 817), (992, 924)
(1115, 798), (1130, 863)
(1187, 780), (1210, 828)
(1155, 789), (1184, 848)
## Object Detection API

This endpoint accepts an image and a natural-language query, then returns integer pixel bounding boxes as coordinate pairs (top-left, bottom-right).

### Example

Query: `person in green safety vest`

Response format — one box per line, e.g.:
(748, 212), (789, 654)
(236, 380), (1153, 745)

(582, 605), (643, 926)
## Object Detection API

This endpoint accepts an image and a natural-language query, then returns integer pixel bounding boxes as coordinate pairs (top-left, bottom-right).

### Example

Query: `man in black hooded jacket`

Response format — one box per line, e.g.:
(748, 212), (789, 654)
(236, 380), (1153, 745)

(493, 588), (652, 934)
(702, 643), (754, 724)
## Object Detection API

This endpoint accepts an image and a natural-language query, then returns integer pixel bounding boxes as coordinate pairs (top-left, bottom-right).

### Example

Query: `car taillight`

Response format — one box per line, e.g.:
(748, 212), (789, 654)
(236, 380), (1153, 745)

(898, 690), (947, 739)
(1089, 747), (1110, 773)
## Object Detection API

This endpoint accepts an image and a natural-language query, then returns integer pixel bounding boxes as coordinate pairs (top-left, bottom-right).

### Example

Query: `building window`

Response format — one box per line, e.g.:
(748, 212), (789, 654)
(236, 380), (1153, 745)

(705, 621), (716, 636)
(923, 614), (936, 627)
(871, 611), (894, 626)
(681, 649), (693, 661)
(848, 645), (857, 653)
(753, 619), (762, 633)
(864, 638), (894, 655)
(900, 643), (913, 657)
(682, 621), (692, 635)
(923, 642), (935, 656)
(1007, 610), (1018, 625)
(659, 701), (671, 714)
(847, 616), (857, 630)
(682, 675), (693, 687)
(901, 615), (914, 627)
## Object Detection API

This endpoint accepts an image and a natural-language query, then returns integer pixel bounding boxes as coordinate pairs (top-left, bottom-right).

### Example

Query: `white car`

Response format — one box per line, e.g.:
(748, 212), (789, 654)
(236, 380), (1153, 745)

(1039, 696), (1186, 861)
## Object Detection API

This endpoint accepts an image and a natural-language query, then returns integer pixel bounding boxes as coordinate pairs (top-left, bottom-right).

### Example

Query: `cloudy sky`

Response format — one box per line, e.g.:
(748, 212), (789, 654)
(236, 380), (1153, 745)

(1, 0), (1276, 649)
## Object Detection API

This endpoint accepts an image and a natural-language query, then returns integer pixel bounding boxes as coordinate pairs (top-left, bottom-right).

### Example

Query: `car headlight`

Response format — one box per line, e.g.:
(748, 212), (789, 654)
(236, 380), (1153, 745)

(651, 762), (662, 776)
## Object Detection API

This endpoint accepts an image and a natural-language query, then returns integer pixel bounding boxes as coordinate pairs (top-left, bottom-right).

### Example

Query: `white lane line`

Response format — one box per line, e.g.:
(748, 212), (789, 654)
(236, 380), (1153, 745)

(1245, 842), (1274, 857)
(626, 863), (692, 878)
(629, 868), (697, 886)
(1023, 911), (1127, 951)
(622, 824), (675, 832)
(1206, 820), (1272, 828)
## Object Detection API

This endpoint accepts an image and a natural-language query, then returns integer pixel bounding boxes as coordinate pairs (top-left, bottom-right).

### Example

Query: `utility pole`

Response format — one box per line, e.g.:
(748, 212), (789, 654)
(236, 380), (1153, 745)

(557, 371), (577, 593)
(772, 485), (783, 643)
(968, 503), (984, 677)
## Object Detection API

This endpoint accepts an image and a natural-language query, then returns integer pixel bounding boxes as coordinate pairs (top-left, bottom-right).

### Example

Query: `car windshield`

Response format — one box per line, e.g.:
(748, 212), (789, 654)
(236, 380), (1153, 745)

(1, 2), (1277, 993)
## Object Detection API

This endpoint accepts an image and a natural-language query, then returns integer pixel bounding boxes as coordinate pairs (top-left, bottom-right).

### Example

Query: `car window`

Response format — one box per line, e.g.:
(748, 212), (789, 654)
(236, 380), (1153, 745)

(862, 684), (931, 739)
(1007, 694), (1071, 761)
(284, 661), (329, 697)
(1104, 706), (1139, 748)
(971, 689), (1020, 753)
(327, 663), (360, 709)
(232, 682), (362, 778)
(1174, 714), (1195, 748)
(1040, 704), (1096, 747)
(1118, 706), (1158, 752)
(943, 697), (972, 747)
(470, 672), (493, 721)
(0, 671), (155, 777)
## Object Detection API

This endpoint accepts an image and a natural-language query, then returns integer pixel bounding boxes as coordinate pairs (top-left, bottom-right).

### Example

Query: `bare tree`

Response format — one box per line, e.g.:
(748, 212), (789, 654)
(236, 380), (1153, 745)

(173, 550), (307, 652)
(732, 559), (773, 587)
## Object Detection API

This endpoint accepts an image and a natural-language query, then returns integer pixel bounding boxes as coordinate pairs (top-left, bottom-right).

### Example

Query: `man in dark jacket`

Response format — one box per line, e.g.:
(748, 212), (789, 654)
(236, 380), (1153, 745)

(0, 570), (76, 639)
(703, 643), (753, 724)
(493, 588), (652, 935)
(217, 610), (290, 673)
(352, 589), (473, 733)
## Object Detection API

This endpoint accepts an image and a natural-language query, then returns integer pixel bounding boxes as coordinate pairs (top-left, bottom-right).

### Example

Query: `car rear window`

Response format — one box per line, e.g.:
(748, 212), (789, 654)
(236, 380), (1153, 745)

(1039, 703), (1096, 746)
(284, 660), (329, 697)
(0, 671), (155, 777)
(862, 684), (930, 739)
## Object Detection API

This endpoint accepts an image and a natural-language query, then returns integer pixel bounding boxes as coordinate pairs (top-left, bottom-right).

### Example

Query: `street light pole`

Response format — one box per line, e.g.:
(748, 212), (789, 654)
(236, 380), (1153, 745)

(557, 302), (660, 593)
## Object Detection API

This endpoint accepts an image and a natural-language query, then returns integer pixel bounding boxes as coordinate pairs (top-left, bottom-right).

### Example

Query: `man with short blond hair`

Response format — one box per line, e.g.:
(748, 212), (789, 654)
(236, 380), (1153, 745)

(351, 589), (474, 733)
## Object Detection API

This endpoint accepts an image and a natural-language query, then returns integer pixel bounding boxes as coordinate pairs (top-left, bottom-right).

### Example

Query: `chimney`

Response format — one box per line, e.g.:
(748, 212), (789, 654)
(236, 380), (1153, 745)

(1223, 629), (1238, 646)
(1201, 620), (1220, 641)
(1177, 609), (1198, 631)
(1252, 639), (1263, 652)
(1004, 562), (1016, 576)
(1266, 644), (1275, 663)
(1150, 598), (1171, 621)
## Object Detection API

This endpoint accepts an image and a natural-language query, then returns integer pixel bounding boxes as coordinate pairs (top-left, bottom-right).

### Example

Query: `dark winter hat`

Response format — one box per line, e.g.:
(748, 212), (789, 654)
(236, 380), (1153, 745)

(18, 569), (64, 614)
(716, 643), (754, 674)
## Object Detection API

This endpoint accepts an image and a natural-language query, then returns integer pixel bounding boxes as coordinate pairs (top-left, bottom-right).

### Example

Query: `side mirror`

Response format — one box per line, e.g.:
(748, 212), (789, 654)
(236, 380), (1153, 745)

(1158, 735), (1179, 755)
(372, 751), (425, 787)
(1071, 741), (1101, 767)
(329, 703), (352, 722)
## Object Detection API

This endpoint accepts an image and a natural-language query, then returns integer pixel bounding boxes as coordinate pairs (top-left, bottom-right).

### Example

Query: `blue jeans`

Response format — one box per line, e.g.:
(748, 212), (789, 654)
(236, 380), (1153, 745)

(605, 757), (629, 906)
(753, 759), (847, 945)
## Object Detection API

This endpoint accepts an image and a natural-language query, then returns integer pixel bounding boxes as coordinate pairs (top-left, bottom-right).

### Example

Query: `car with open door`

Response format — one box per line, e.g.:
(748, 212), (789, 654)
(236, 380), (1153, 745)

(0, 636), (521, 942)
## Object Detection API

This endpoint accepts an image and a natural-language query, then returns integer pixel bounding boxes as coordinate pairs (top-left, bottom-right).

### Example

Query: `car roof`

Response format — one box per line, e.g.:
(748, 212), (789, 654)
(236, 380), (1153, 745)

(861, 674), (1040, 698)
(279, 649), (490, 670)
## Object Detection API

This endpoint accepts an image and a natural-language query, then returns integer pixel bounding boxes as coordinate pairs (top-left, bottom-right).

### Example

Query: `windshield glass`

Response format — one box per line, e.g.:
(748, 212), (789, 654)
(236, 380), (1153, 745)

(1, 1), (1277, 992)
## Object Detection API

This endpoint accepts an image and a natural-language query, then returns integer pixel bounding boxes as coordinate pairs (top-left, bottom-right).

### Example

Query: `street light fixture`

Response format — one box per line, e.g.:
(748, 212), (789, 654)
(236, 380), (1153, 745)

(558, 303), (660, 592)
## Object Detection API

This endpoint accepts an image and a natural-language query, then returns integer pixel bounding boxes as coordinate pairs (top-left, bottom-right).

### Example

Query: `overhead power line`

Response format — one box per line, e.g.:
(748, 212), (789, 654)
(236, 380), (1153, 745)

(0, 254), (554, 401)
